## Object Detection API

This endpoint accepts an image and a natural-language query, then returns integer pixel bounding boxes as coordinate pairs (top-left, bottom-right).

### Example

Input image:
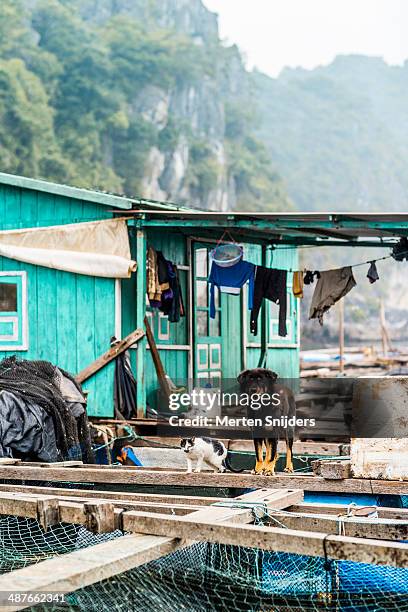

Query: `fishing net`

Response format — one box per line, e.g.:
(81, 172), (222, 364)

(0, 356), (94, 463)
(1, 502), (408, 612)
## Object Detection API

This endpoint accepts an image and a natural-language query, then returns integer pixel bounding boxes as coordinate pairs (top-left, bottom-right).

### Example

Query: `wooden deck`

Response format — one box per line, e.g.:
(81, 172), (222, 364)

(0, 477), (407, 611)
(0, 484), (407, 612)
(0, 463), (407, 494)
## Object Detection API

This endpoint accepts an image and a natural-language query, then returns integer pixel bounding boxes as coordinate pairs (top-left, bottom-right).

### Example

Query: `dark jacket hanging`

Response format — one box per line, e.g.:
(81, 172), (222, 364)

(250, 266), (287, 337)
(112, 338), (137, 420)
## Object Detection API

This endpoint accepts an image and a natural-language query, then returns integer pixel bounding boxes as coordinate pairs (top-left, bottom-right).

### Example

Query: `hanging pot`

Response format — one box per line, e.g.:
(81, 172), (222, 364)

(210, 243), (243, 268)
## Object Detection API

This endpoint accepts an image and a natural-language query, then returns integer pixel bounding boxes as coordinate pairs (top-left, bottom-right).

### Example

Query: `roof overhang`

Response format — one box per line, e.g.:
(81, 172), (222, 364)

(126, 211), (408, 248)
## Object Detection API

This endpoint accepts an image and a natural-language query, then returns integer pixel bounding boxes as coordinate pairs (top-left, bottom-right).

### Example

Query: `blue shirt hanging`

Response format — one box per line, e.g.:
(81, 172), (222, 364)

(208, 260), (255, 318)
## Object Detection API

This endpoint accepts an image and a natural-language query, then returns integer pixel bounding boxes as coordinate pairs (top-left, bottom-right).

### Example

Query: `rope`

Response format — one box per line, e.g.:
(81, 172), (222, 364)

(275, 243), (408, 273)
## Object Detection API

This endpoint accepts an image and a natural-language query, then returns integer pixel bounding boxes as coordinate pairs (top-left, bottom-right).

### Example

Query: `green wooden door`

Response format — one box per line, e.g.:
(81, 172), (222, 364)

(193, 242), (244, 385)
(193, 243), (222, 386)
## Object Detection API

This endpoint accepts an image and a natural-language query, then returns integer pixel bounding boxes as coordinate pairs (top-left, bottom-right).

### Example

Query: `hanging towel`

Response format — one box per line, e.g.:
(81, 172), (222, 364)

(208, 260), (255, 319)
(147, 247), (161, 301)
(160, 263), (185, 323)
(309, 267), (356, 325)
(250, 267), (287, 337)
(367, 261), (379, 284)
(293, 271), (304, 298)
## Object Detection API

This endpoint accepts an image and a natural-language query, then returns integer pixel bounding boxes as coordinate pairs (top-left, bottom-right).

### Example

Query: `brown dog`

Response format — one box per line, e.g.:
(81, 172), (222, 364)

(237, 368), (296, 475)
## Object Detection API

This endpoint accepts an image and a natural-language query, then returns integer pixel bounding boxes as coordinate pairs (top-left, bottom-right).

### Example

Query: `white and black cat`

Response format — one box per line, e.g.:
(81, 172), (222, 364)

(180, 437), (243, 473)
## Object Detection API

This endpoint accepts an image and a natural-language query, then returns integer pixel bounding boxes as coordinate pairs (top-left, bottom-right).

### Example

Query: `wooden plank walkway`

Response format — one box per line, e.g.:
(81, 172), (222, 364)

(0, 488), (299, 611)
(0, 487), (407, 540)
(122, 511), (408, 567)
(0, 464), (407, 494)
(0, 485), (408, 612)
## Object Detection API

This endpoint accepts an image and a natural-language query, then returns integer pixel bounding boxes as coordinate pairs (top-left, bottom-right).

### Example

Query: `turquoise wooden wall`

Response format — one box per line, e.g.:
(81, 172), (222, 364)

(0, 183), (117, 417)
(0, 182), (299, 420)
(138, 233), (299, 413)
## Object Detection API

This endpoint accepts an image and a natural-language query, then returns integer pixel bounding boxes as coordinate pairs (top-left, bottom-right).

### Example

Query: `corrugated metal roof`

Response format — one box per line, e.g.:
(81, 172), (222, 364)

(130, 210), (408, 246)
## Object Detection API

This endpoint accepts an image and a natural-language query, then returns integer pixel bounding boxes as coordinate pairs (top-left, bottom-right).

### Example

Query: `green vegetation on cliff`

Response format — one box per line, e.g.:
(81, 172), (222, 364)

(0, 0), (291, 211)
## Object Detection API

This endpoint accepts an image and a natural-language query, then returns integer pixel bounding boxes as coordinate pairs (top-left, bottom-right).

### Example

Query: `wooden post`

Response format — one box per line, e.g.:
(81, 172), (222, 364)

(339, 298), (344, 373)
(144, 316), (171, 400)
(380, 298), (394, 356)
(84, 501), (116, 533)
(135, 226), (147, 417)
(380, 299), (387, 357)
(36, 497), (60, 531)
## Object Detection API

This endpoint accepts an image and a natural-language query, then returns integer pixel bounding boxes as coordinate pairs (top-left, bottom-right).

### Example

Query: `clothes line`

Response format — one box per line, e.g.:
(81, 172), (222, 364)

(287, 245), (408, 273)
(207, 237), (408, 331)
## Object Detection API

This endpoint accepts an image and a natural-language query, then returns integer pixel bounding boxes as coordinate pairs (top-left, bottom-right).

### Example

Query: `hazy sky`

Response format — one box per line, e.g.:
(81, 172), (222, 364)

(203, 0), (408, 77)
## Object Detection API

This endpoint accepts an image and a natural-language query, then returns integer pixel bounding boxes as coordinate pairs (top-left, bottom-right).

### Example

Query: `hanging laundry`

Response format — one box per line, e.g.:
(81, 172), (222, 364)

(147, 247), (161, 301)
(160, 263), (185, 323)
(293, 271), (304, 298)
(304, 270), (321, 285)
(159, 259), (175, 312)
(367, 261), (379, 284)
(309, 267), (356, 325)
(156, 251), (170, 291)
(208, 260), (255, 319)
(250, 267), (287, 337)
(391, 237), (408, 261)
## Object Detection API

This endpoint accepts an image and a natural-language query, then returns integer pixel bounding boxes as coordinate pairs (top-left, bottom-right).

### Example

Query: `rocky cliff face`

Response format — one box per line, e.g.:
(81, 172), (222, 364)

(71, 0), (219, 42)
(12, 0), (288, 210)
(59, 0), (254, 210)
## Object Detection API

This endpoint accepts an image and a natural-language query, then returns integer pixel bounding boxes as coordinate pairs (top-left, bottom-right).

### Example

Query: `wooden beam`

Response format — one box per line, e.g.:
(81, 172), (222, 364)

(76, 328), (145, 384)
(0, 488), (300, 611)
(0, 534), (183, 612)
(121, 511), (408, 567)
(144, 316), (171, 400)
(0, 483), (224, 507)
(289, 502), (408, 521)
(0, 465), (407, 495)
(187, 488), (303, 524)
(0, 488), (301, 531)
(0, 491), (204, 525)
(267, 513), (408, 540)
(311, 459), (351, 480)
(0, 492), (123, 531)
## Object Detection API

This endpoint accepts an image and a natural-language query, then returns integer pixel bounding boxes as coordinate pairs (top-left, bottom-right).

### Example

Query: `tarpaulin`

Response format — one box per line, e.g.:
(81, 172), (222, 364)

(0, 390), (59, 462)
(0, 218), (137, 278)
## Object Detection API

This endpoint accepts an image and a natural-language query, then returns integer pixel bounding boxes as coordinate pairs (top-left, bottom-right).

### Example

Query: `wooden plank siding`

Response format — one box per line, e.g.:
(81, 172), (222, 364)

(0, 184), (117, 417)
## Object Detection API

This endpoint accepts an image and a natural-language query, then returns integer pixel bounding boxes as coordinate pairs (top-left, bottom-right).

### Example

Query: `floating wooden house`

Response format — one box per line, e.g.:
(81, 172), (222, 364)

(0, 173), (300, 418)
(2, 172), (408, 422)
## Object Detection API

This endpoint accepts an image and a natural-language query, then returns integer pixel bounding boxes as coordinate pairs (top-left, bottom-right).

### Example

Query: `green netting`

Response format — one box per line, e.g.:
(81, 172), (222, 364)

(0, 516), (122, 573)
(1, 511), (408, 612)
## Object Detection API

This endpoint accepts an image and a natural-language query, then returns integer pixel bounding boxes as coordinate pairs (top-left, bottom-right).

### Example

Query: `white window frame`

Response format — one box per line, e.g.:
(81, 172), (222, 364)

(0, 271), (28, 351)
